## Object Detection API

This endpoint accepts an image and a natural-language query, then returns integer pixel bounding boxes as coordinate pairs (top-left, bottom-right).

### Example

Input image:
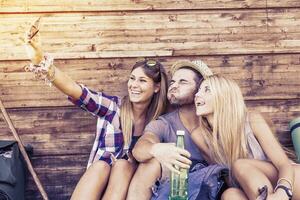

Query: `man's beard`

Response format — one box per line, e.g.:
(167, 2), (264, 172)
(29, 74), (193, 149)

(167, 92), (195, 106)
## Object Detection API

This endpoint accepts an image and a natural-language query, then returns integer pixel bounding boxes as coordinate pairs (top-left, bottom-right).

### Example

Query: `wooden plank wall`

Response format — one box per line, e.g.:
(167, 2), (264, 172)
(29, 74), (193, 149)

(0, 1), (300, 199)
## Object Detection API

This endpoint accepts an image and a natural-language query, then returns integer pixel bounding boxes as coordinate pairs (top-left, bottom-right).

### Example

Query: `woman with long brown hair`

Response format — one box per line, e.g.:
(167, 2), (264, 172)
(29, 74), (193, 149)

(24, 18), (168, 200)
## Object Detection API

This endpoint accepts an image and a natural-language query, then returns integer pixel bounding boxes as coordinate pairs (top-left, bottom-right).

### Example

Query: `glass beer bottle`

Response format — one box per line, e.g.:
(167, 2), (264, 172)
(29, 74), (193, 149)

(169, 130), (188, 200)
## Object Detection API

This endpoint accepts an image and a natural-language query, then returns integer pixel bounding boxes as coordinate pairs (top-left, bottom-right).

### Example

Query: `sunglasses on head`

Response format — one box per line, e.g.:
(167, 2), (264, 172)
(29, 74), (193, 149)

(145, 60), (158, 67)
(135, 59), (161, 70)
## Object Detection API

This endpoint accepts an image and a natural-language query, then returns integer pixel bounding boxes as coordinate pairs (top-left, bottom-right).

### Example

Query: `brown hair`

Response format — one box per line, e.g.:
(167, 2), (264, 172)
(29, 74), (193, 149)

(120, 59), (168, 149)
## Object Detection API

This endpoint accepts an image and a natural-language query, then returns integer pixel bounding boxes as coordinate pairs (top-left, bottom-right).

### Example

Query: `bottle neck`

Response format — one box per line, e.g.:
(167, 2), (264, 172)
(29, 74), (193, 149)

(176, 135), (185, 149)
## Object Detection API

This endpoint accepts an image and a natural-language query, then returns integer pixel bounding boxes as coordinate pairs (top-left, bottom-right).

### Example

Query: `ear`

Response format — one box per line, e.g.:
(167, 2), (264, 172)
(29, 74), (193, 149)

(154, 83), (161, 93)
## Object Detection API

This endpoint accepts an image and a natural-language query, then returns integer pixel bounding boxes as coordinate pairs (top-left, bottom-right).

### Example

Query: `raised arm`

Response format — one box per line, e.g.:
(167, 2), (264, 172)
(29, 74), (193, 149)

(24, 18), (82, 100)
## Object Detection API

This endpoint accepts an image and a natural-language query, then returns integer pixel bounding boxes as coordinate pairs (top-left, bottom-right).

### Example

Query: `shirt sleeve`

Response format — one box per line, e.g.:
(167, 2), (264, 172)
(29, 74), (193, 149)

(144, 118), (169, 142)
(68, 84), (120, 118)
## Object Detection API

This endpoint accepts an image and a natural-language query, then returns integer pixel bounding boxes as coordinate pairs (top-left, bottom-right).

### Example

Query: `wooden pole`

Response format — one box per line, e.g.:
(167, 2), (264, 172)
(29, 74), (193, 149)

(0, 99), (49, 200)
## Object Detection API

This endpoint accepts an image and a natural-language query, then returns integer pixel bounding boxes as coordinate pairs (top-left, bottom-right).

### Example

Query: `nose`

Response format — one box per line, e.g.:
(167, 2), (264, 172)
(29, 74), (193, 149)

(194, 90), (202, 102)
(130, 79), (139, 87)
(194, 94), (199, 102)
(195, 90), (201, 97)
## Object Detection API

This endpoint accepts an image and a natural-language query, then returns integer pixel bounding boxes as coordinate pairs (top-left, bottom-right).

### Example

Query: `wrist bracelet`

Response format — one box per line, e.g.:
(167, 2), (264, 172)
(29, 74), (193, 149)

(277, 178), (293, 192)
(25, 53), (55, 86)
(274, 184), (293, 200)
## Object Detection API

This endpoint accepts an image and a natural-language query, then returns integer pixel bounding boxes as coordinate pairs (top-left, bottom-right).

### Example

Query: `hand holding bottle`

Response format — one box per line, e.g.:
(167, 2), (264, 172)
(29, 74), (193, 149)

(150, 142), (191, 174)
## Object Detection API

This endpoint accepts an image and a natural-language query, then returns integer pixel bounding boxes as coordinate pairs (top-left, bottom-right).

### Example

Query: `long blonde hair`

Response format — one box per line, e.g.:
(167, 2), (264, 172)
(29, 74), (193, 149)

(120, 60), (168, 149)
(199, 75), (249, 168)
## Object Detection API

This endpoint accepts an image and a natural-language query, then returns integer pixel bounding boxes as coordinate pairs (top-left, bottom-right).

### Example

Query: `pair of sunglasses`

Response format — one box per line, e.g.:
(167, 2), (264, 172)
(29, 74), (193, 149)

(133, 59), (162, 74)
(145, 60), (158, 67)
(135, 59), (159, 67)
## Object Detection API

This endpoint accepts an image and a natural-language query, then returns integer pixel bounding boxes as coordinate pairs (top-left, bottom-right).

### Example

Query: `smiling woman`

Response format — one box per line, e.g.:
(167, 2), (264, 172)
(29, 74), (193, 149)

(23, 18), (168, 200)
(193, 75), (300, 200)
(128, 60), (163, 104)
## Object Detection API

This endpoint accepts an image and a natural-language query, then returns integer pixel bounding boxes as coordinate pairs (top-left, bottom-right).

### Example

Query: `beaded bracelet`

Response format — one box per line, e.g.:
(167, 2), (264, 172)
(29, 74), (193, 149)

(25, 53), (55, 86)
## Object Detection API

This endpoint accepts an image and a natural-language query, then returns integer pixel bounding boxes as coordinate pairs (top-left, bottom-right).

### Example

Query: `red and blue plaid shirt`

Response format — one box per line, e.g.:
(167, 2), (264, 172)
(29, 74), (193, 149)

(68, 85), (125, 167)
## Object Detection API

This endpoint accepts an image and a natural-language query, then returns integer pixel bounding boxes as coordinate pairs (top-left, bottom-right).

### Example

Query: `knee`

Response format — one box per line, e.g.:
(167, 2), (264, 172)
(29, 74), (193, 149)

(89, 160), (111, 173)
(221, 188), (235, 200)
(133, 158), (161, 184)
(232, 159), (252, 179)
(139, 158), (161, 177)
(113, 159), (132, 170)
(221, 188), (243, 200)
(111, 159), (136, 177)
(112, 159), (135, 173)
(145, 158), (161, 170)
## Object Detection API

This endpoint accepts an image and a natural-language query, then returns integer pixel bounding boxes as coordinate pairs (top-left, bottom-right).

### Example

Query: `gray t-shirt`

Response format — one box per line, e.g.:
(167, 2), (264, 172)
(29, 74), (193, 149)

(144, 109), (204, 161)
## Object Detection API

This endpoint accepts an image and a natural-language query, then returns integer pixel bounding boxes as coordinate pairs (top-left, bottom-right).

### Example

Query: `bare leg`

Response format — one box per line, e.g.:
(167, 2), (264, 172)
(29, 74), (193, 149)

(71, 161), (111, 200)
(232, 159), (276, 199)
(232, 159), (300, 200)
(221, 188), (248, 200)
(102, 159), (137, 200)
(127, 158), (161, 200)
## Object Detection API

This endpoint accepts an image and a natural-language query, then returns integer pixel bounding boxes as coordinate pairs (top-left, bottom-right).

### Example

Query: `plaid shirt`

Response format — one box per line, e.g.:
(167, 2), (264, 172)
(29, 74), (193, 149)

(68, 85), (125, 168)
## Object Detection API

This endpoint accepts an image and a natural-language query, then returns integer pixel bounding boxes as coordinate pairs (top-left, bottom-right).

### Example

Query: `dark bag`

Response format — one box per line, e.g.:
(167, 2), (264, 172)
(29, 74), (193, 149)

(194, 163), (228, 200)
(0, 141), (25, 200)
(151, 161), (228, 200)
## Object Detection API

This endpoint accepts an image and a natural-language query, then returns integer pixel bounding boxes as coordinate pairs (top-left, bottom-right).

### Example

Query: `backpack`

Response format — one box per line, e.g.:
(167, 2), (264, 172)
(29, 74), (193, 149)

(193, 163), (228, 200)
(0, 141), (26, 200)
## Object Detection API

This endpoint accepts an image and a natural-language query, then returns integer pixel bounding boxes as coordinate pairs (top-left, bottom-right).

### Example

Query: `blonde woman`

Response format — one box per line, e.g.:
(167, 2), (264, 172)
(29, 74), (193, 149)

(193, 75), (300, 200)
(24, 19), (168, 200)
